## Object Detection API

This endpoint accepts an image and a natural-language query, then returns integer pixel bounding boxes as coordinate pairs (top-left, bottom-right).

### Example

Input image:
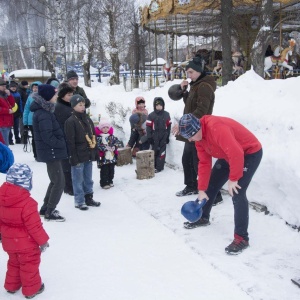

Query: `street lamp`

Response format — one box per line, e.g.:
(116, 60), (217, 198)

(39, 45), (46, 82)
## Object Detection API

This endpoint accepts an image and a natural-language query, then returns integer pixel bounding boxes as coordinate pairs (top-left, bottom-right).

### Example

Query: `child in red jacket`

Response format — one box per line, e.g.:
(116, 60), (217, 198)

(0, 163), (49, 299)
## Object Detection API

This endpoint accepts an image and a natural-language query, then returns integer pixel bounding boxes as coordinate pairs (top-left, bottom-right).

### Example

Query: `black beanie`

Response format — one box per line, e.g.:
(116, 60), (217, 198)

(186, 56), (204, 73)
(21, 80), (29, 86)
(58, 82), (74, 98)
(38, 84), (57, 101)
(67, 70), (78, 81)
(70, 94), (85, 108)
(9, 81), (18, 88)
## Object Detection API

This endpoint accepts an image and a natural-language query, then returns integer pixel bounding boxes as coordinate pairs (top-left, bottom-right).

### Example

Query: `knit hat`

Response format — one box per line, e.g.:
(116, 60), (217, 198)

(45, 78), (60, 88)
(154, 97), (164, 107)
(58, 82), (74, 98)
(9, 81), (18, 88)
(38, 84), (57, 101)
(21, 80), (29, 86)
(135, 96), (145, 105)
(185, 56), (204, 73)
(0, 78), (7, 86)
(70, 94), (85, 108)
(6, 163), (33, 191)
(98, 119), (111, 130)
(178, 113), (201, 139)
(129, 113), (147, 127)
(67, 70), (78, 81)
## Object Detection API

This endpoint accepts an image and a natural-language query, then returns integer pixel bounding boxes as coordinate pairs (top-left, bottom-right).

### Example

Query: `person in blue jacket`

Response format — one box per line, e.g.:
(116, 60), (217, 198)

(23, 81), (42, 159)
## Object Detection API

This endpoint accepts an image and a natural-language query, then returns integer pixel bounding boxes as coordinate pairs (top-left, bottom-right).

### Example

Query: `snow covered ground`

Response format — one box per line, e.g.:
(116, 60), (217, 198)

(1, 70), (300, 299)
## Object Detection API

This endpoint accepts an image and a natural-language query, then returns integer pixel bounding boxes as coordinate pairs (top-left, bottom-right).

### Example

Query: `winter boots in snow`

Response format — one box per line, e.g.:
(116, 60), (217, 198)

(225, 234), (249, 255)
(25, 283), (45, 299)
(85, 194), (101, 207)
(176, 186), (198, 197)
(184, 217), (210, 229)
(44, 209), (66, 222)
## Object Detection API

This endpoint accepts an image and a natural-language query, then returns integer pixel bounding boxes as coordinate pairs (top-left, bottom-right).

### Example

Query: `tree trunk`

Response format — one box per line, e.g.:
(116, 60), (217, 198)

(14, 4), (28, 69)
(116, 147), (133, 166)
(108, 10), (120, 85)
(133, 22), (140, 89)
(221, 0), (233, 86)
(251, 0), (273, 77)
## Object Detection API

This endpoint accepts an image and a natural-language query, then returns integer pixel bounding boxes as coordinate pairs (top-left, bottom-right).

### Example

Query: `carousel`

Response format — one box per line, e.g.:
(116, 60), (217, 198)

(140, 0), (300, 80)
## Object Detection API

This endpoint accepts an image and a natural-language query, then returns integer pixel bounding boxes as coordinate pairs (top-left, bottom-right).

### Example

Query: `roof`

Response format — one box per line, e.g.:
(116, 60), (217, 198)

(141, 0), (300, 36)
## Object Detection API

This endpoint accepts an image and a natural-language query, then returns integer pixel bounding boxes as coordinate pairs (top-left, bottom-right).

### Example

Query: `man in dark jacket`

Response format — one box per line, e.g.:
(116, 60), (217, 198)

(66, 70), (91, 108)
(54, 82), (74, 195)
(172, 55), (223, 205)
(31, 84), (67, 222)
(146, 97), (171, 173)
(64, 95), (100, 210)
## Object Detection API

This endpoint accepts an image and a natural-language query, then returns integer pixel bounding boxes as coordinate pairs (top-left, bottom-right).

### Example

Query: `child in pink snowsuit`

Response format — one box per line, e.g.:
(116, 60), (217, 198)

(0, 163), (49, 298)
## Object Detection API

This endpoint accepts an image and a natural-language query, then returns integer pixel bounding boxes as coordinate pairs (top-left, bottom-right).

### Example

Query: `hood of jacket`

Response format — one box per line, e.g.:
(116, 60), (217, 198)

(30, 81), (42, 90)
(30, 92), (55, 113)
(153, 97), (165, 111)
(0, 182), (30, 207)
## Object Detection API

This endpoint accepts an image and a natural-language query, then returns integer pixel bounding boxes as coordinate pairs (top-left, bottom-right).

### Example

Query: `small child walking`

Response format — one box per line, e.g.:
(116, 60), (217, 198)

(0, 163), (49, 299)
(146, 97), (171, 173)
(95, 119), (122, 189)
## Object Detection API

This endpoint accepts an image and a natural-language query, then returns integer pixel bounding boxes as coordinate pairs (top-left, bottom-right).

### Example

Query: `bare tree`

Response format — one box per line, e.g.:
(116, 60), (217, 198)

(98, 0), (134, 85)
(251, 0), (273, 77)
(221, 0), (233, 86)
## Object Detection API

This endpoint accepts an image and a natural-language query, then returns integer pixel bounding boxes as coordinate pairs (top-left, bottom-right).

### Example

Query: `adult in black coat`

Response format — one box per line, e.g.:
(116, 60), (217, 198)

(30, 84), (67, 222)
(54, 83), (74, 195)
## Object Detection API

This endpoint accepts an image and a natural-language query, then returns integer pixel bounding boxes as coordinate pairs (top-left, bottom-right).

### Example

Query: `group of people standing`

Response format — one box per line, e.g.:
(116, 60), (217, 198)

(0, 56), (264, 299)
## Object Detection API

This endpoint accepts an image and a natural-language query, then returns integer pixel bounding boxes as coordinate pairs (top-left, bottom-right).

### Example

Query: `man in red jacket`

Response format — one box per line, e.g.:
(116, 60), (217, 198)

(0, 163), (49, 298)
(0, 78), (15, 146)
(179, 114), (263, 255)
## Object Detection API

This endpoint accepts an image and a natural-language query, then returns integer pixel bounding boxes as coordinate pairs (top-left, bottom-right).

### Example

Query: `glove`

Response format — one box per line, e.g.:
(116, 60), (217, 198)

(40, 242), (49, 253)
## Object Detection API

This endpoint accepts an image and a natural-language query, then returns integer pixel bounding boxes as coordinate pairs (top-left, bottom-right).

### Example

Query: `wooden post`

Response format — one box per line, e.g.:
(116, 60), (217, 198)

(116, 147), (133, 167)
(136, 150), (155, 180)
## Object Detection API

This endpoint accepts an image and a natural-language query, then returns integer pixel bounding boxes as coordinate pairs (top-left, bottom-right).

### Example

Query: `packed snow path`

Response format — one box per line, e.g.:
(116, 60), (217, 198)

(0, 145), (299, 299)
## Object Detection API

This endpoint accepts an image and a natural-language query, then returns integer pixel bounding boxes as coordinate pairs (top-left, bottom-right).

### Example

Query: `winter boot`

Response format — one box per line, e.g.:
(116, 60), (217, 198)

(176, 186), (198, 197)
(85, 193), (101, 207)
(25, 283), (45, 299)
(75, 204), (89, 211)
(183, 218), (210, 229)
(225, 234), (249, 255)
(44, 209), (66, 222)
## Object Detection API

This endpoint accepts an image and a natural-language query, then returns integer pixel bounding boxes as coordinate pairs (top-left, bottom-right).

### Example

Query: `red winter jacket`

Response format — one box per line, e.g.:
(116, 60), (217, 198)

(196, 115), (262, 191)
(0, 93), (15, 127)
(0, 182), (49, 253)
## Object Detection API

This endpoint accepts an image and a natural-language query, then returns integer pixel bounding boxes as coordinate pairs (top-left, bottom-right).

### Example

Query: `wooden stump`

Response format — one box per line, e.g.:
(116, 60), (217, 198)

(116, 147), (133, 166)
(136, 150), (155, 180)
